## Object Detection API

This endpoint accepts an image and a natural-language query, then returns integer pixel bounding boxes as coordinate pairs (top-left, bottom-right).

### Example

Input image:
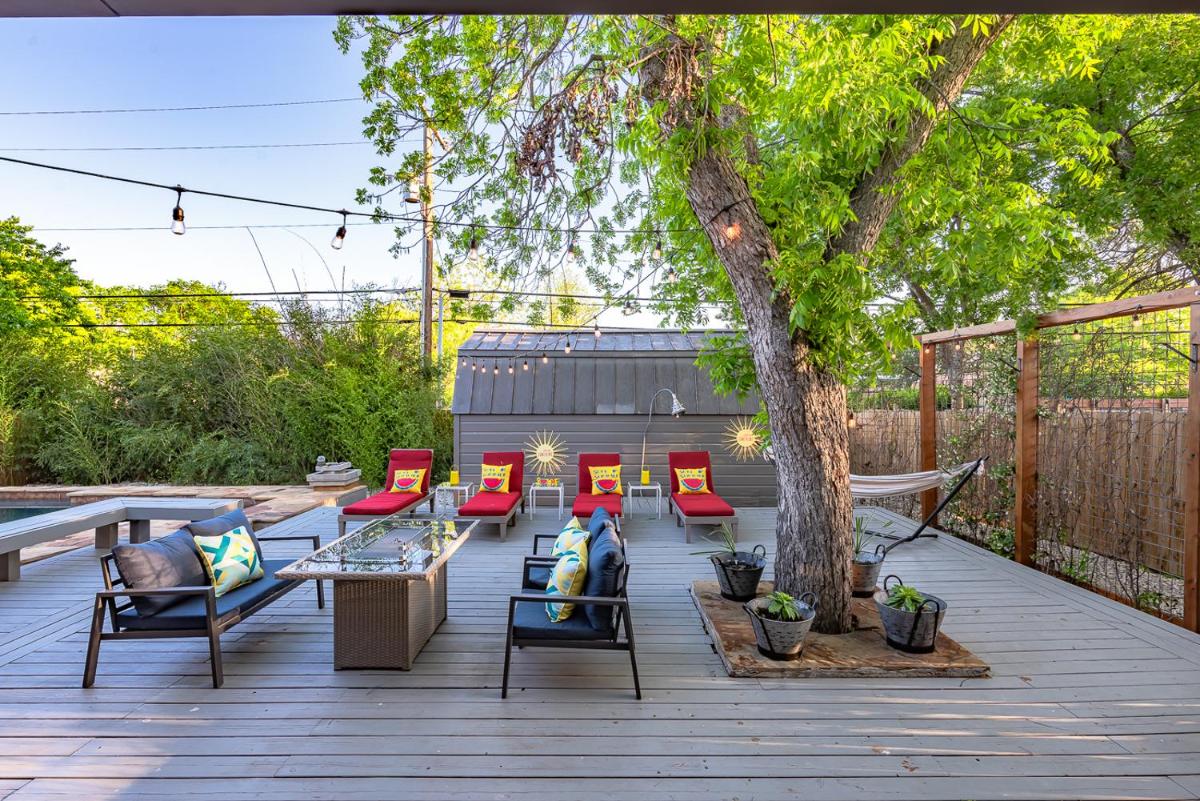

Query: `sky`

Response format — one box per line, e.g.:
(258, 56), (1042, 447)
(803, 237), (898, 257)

(0, 16), (671, 329)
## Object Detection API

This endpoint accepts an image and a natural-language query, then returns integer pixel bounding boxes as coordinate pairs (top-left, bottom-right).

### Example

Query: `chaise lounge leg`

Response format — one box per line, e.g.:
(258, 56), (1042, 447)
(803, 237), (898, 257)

(0, 550), (19, 581)
(81, 595), (105, 688)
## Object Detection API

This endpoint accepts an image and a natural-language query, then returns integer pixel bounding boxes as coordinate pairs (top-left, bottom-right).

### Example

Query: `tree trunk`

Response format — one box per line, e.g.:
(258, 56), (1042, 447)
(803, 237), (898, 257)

(639, 17), (1013, 634)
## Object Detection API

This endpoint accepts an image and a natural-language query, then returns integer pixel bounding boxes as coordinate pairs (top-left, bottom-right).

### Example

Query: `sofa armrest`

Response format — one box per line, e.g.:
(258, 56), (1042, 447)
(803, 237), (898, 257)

(97, 585), (213, 600)
(531, 533), (558, 554)
(508, 592), (627, 608)
(257, 534), (321, 550)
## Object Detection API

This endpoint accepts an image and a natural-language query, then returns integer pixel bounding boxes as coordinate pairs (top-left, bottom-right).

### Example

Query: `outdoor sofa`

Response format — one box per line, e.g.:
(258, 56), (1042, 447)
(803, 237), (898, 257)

(83, 508), (322, 689)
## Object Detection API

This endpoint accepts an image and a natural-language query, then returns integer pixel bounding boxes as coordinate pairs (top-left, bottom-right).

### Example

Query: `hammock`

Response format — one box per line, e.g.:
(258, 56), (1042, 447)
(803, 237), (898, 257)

(850, 461), (981, 499)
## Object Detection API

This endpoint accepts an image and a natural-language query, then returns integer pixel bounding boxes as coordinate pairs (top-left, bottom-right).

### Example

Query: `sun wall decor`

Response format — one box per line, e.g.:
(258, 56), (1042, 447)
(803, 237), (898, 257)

(525, 429), (567, 476)
(723, 416), (767, 461)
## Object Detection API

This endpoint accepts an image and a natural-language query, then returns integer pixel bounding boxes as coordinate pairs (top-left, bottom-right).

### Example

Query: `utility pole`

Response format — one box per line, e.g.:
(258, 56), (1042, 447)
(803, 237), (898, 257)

(421, 122), (434, 359)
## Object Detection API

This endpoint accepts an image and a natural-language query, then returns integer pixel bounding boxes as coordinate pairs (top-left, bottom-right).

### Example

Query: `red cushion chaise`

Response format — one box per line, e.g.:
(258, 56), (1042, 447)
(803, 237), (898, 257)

(338, 449), (434, 536)
(458, 451), (525, 541)
(571, 453), (623, 531)
(667, 450), (737, 543)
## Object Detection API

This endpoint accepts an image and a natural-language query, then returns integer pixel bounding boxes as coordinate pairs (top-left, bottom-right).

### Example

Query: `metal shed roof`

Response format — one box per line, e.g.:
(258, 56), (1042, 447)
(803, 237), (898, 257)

(452, 328), (760, 416)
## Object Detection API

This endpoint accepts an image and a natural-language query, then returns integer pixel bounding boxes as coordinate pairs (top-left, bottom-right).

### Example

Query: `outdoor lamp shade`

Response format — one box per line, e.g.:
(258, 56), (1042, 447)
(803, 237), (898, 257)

(670, 393), (686, 417)
(641, 387), (686, 475)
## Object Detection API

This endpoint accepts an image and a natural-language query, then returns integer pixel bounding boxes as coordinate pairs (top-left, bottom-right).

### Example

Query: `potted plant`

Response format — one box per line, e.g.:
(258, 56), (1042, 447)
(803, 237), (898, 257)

(874, 575), (947, 653)
(850, 516), (887, 597)
(692, 523), (766, 601)
(744, 590), (818, 660)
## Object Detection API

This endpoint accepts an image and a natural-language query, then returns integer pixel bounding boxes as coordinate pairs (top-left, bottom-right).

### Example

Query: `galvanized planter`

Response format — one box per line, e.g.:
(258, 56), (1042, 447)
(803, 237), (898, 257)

(710, 544), (766, 601)
(743, 592), (818, 661)
(874, 575), (947, 654)
(850, 544), (886, 597)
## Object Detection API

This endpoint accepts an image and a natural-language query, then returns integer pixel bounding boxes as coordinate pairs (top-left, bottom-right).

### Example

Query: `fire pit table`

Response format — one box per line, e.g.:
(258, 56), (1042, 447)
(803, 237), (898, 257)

(276, 512), (476, 669)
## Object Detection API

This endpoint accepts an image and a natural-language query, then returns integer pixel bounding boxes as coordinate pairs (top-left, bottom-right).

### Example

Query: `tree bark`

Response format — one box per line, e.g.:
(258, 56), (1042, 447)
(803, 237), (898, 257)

(640, 17), (1012, 633)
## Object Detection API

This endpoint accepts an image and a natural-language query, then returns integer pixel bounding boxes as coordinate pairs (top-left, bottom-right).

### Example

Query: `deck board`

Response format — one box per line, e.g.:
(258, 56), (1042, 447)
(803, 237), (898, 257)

(1, 504), (1199, 800)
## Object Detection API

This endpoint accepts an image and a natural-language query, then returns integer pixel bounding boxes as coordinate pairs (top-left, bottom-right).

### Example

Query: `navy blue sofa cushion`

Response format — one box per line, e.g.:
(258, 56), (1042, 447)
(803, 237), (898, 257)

(184, 508), (262, 561)
(511, 598), (609, 641)
(111, 529), (208, 617)
(523, 509), (616, 592)
(586, 507), (612, 538)
(583, 524), (625, 634)
(116, 559), (295, 631)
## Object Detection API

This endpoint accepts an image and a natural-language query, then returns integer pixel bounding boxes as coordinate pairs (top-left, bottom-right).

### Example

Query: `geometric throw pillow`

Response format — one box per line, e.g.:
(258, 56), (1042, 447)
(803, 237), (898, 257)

(675, 467), (711, 494)
(550, 517), (589, 557)
(589, 464), (622, 495)
(390, 467), (426, 494)
(191, 525), (264, 597)
(545, 541), (589, 623)
(480, 462), (513, 493)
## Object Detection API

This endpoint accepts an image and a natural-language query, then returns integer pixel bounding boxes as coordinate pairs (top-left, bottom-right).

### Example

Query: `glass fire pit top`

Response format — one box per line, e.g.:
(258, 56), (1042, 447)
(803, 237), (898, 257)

(276, 513), (476, 580)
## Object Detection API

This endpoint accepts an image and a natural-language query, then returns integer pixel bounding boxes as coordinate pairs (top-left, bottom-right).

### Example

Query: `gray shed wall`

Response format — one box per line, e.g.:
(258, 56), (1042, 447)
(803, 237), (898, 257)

(453, 414), (779, 508)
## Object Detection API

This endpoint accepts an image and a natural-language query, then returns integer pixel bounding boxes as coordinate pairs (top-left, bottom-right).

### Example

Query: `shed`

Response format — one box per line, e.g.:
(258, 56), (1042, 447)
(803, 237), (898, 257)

(451, 328), (779, 506)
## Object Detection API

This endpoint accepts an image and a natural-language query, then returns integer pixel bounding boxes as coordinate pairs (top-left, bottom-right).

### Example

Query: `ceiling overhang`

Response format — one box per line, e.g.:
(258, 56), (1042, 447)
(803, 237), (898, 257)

(7, 0), (1200, 15)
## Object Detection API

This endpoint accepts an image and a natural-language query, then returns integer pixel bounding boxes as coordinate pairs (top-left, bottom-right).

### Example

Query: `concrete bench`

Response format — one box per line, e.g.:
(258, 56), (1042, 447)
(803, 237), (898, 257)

(0, 497), (242, 581)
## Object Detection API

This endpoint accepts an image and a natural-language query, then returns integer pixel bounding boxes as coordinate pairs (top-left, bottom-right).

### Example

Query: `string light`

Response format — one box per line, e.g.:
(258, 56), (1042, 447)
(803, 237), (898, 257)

(170, 187), (185, 235)
(665, 265), (677, 283)
(541, 353), (549, 364)
(1131, 306), (1143, 328)
(564, 339), (572, 354)
(652, 240), (663, 260)
(330, 210), (347, 250)
(522, 359), (529, 371)
(593, 323), (602, 340)
(492, 364), (499, 375)
(507, 363), (514, 375)
(847, 411), (857, 430)
(467, 236), (480, 263)
(1072, 327), (1082, 342)
(566, 234), (578, 263)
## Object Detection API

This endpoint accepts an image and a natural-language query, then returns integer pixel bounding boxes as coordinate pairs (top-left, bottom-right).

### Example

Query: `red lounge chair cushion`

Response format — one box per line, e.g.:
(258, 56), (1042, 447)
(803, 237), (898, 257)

(671, 492), (735, 517)
(459, 491), (521, 516)
(343, 490), (426, 516)
(571, 493), (622, 518)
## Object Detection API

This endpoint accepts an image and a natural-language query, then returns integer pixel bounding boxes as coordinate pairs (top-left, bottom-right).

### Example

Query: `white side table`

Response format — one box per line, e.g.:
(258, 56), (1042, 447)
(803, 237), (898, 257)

(434, 483), (473, 512)
(528, 484), (564, 519)
(626, 483), (662, 519)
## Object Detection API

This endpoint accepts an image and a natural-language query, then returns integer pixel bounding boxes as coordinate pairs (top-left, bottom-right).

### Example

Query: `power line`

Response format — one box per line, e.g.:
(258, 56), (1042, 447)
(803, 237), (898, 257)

(38, 317), (661, 331)
(0, 141), (375, 153)
(0, 97), (362, 117)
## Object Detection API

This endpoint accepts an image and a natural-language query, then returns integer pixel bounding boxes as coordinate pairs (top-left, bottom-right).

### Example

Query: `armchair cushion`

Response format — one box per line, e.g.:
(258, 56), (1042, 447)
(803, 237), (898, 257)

(586, 507), (614, 538)
(116, 559), (294, 630)
(343, 490), (426, 516)
(583, 524), (625, 634)
(459, 491), (521, 516)
(111, 530), (208, 617)
(512, 598), (609, 641)
(671, 492), (735, 517)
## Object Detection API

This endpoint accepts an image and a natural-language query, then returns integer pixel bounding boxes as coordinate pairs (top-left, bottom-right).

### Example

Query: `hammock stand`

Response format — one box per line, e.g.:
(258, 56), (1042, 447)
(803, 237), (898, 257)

(852, 457), (985, 555)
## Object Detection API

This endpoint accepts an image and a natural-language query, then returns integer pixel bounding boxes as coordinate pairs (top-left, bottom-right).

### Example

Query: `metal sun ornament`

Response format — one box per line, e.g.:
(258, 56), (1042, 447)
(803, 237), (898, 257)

(525, 429), (568, 476)
(723, 417), (767, 462)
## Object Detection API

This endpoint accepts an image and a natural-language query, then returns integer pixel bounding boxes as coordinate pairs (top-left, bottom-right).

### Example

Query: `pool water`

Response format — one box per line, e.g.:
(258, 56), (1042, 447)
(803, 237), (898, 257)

(0, 506), (64, 524)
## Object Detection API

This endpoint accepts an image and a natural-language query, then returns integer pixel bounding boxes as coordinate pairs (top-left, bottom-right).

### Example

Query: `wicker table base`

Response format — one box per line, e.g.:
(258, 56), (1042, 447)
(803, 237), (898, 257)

(332, 565), (448, 670)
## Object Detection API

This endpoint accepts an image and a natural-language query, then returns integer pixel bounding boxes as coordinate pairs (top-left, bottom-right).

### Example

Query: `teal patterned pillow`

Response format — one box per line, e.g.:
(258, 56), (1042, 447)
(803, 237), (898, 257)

(545, 542), (589, 622)
(192, 525), (264, 597)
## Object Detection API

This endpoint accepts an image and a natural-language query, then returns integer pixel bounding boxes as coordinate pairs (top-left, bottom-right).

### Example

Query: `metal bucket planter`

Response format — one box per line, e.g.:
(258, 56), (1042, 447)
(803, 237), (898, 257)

(710, 544), (766, 602)
(743, 592), (818, 661)
(850, 544), (886, 597)
(874, 575), (946, 654)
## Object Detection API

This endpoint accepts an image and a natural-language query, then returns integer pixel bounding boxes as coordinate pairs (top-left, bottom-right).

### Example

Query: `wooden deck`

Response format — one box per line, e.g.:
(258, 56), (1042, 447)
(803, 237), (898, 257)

(2, 504), (1200, 800)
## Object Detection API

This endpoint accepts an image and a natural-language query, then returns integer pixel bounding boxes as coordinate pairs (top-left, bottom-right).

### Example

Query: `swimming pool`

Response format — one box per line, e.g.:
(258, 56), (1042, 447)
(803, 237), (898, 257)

(0, 504), (66, 525)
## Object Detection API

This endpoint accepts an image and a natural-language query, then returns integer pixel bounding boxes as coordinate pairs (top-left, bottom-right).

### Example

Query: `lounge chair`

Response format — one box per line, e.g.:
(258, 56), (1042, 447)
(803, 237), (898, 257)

(458, 451), (525, 541)
(338, 449), (435, 537)
(667, 450), (737, 543)
(502, 512), (639, 698)
(570, 452), (623, 532)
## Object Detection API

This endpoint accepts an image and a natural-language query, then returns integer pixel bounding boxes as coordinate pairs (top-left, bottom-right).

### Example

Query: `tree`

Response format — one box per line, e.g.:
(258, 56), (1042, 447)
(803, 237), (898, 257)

(336, 14), (1113, 632)
(0, 217), (87, 334)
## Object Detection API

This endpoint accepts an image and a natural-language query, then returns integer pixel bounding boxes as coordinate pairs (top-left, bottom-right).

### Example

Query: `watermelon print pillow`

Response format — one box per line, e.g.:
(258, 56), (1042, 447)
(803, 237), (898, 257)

(589, 465), (623, 495)
(389, 468), (426, 494)
(675, 467), (711, 495)
(480, 463), (513, 493)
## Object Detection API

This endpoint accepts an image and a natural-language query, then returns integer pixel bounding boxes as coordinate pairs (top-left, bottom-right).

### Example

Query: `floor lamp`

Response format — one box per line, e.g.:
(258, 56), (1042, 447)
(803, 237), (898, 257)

(640, 388), (686, 485)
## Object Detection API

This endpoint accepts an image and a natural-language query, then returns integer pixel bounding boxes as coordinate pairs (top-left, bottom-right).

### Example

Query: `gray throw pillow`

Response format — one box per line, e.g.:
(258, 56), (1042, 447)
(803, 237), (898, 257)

(111, 529), (208, 617)
(184, 508), (262, 562)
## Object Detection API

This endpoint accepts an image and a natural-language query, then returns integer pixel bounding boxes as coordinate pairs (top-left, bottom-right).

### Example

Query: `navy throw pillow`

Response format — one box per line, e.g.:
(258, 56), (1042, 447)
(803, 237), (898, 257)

(583, 522), (625, 634)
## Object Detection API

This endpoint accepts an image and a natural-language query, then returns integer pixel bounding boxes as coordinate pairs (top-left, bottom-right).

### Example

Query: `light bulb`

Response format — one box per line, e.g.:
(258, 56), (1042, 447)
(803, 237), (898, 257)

(566, 244), (577, 264)
(493, 365), (499, 375)
(1131, 313), (1142, 328)
(564, 340), (572, 354)
(1072, 328), (1082, 342)
(541, 353), (549, 364)
(593, 324), (601, 339)
(507, 364), (514, 375)
(847, 412), (857, 430)
(467, 237), (480, 263)
(331, 225), (346, 250)
(170, 188), (185, 235)
(522, 360), (529, 371)
(665, 265), (677, 283)
(652, 240), (663, 260)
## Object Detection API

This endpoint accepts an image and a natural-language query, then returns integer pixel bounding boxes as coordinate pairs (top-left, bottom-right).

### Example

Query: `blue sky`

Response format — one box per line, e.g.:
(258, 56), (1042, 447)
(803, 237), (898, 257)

(0, 16), (434, 297)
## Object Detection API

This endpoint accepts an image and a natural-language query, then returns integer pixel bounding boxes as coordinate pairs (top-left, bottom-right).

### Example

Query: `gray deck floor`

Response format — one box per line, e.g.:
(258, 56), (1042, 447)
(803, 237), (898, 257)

(1, 504), (1200, 800)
